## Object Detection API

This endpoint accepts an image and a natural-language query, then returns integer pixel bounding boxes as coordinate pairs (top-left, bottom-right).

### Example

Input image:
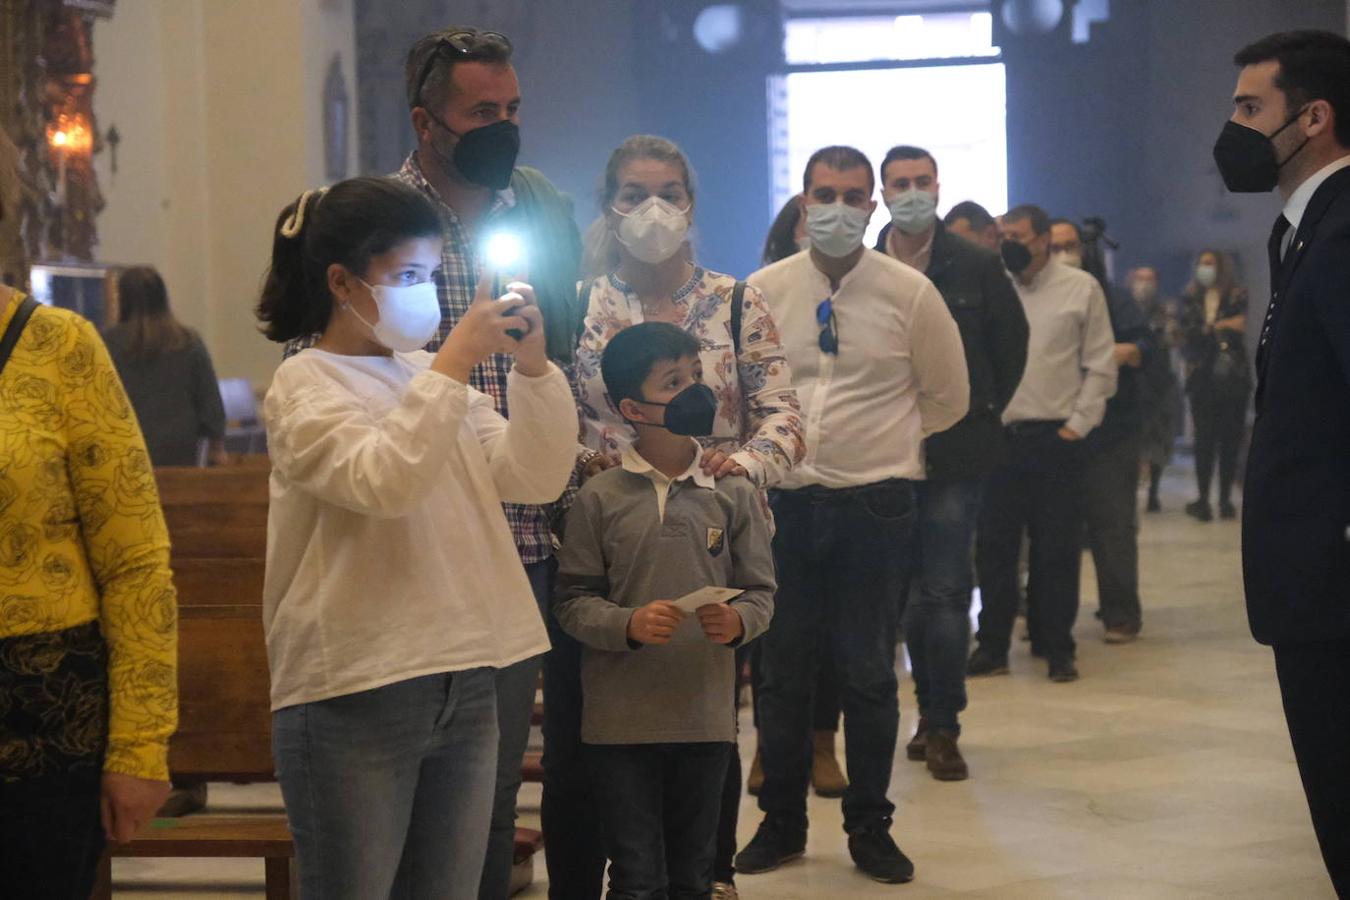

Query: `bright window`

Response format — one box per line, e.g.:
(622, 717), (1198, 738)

(769, 62), (1008, 247)
(784, 12), (998, 65)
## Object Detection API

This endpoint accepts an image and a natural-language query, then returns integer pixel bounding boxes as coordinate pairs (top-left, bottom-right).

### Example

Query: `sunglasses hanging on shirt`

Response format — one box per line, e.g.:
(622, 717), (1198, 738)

(816, 297), (839, 355)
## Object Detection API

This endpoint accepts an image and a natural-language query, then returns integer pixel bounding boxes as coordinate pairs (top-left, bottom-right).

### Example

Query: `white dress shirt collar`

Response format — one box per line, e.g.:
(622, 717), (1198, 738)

(1283, 153), (1350, 232)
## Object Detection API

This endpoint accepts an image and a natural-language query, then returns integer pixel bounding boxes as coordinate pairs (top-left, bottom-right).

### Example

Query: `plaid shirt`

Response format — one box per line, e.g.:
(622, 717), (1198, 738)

(284, 153), (560, 564)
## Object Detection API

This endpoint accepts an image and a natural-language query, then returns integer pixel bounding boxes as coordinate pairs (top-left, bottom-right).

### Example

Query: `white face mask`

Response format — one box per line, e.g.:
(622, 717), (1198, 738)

(804, 201), (871, 258)
(1052, 250), (1083, 269)
(886, 189), (938, 235)
(612, 196), (690, 265)
(1195, 263), (1218, 288)
(347, 278), (441, 352)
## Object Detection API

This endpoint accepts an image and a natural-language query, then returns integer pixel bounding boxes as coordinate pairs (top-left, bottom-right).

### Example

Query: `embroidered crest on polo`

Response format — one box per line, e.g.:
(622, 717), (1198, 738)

(706, 527), (726, 557)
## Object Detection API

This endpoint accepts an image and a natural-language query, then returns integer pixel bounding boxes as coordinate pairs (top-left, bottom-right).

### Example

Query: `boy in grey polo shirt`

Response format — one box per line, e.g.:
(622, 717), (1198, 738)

(556, 322), (775, 898)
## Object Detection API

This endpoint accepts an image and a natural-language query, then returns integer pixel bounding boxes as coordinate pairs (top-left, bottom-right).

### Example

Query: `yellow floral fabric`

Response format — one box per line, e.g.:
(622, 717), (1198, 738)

(0, 295), (177, 781)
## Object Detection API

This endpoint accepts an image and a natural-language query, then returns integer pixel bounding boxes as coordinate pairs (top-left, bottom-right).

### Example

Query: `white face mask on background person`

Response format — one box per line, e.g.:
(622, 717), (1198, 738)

(885, 189), (938, 235)
(612, 196), (691, 265)
(346, 278), (442, 352)
(804, 202), (871, 258)
(1195, 263), (1218, 288)
(1052, 250), (1083, 269)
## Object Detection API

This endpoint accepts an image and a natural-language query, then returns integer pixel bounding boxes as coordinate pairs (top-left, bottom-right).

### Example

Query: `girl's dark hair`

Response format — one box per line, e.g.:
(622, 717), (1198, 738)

(256, 176), (442, 343)
(762, 194), (804, 265)
(116, 266), (192, 360)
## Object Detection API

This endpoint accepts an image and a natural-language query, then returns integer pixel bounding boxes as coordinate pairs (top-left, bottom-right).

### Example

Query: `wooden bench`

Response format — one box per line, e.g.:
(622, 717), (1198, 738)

(91, 461), (295, 898)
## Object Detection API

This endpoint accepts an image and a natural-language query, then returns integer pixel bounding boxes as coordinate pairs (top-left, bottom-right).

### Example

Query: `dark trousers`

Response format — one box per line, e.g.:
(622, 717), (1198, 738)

(903, 478), (984, 735)
(542, 591), (606, 900)
(1272, 639), (1350, 898)
(757, 481), (914, 833)
(713, 644), (751, 885)
(481, 559), (552, 900)
(975, 426), (1086, 663)
(587, 742), (732, 900)
(1189, 388), (1248, 505)
(0, 770), (106, 900)
(1083, 431), (1143, 631)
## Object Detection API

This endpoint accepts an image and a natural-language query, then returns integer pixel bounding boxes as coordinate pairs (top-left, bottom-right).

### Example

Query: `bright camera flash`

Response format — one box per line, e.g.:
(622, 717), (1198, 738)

(485, 232), (523, 270)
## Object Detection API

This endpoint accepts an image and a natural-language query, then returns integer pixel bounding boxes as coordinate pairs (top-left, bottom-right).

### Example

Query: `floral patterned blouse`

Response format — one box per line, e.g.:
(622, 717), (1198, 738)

(573, 267), (805, 488)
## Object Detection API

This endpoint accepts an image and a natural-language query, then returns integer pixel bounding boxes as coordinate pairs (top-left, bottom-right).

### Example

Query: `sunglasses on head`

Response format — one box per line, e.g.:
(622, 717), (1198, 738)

(413, 30), (512, 107)
(816, 298), (838, 355)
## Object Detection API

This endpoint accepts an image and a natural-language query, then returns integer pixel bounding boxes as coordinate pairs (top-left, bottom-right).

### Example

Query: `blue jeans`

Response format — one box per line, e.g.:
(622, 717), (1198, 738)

(587, 742), (732, 900)
(273, 668), (498, 900)
(479, 560), (551, 900)
(902, 479), (984, 735)
(757, 481), (915, 833)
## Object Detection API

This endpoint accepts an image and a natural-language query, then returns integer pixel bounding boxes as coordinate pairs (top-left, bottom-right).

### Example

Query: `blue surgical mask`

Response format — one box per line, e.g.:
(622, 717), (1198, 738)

(886, 189), (938, 235)
(805, 202), (871, 258)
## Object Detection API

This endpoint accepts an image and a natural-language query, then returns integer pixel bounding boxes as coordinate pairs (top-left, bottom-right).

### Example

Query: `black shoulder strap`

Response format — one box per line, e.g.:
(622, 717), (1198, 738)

(0, 296), (38, 379)
(574, 278), (596, 345)
(731, 280), (746, 357)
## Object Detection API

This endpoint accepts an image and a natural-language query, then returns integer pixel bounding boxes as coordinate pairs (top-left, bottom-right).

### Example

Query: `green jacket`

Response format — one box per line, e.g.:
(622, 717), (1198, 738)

(499, 166), (584, 364)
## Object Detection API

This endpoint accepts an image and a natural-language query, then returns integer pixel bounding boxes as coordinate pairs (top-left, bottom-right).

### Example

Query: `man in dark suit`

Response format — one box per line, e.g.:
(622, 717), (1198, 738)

(1216, 30), (1350, 897)
(875, 146), (1029, 779)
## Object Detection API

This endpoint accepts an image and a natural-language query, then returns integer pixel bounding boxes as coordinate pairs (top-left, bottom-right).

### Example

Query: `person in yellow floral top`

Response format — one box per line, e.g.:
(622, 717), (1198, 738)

(0, 285), (177, 898)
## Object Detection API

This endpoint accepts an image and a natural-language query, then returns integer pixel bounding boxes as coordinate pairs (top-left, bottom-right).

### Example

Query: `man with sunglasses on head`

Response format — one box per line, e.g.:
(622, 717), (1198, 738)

(738, 146), (968, 885)
(365, 26), (593, 900)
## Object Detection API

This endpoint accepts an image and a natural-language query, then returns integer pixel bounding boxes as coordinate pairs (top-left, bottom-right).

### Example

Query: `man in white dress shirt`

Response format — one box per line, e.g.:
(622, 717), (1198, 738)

(734, 146), (969, 885)
(968, 204), (1117, 684)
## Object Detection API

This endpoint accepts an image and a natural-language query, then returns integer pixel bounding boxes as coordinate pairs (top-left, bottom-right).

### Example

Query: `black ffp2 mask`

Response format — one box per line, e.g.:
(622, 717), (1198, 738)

(431, 118), (521, 190)
(1212, 110), (1309, 193)
(633, 383), (718, 436)
(1001, 239), (1033, 275)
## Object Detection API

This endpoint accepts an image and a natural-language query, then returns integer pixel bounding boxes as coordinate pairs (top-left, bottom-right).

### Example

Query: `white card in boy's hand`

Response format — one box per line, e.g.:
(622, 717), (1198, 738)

(670, 586), (744, 614)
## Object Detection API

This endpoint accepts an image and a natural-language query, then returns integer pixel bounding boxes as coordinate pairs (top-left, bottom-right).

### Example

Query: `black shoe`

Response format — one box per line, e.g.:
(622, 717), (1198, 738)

(967, 647), (1009, 677)
(1219, 501), (1238, 520)
(905, 717), (929, 761)
(847, 825), (915, 884)
(1048, 658), (1079, 682)
(1146, 495), (1161, 513)
(734, 818), (806, 875)
(1185, 499), (1213, 522)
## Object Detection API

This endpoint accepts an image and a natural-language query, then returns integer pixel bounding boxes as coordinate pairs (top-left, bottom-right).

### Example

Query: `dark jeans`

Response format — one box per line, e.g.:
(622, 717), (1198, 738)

(587, 742), (732, 900)
(975, 425), (1086, 663)
(1083, 432), (1143, 631)
(480, 559), (552, 900)
(903, 478), (984, 735)
(1189, 387), (1248, 505)
(542, 584), (606, 900)
(713, 644), (752, 885)
(0, 770), (106, 899)
(757, 480), (915, 833)
(1273, 639), (1350, 899)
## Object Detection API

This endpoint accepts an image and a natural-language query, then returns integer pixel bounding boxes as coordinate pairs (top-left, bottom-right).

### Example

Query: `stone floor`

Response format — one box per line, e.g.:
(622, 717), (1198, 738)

(111, 466), (1336, 898)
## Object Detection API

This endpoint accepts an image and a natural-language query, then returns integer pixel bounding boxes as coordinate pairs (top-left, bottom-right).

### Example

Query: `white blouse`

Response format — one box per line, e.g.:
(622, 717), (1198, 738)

(261, 349), (577, 711)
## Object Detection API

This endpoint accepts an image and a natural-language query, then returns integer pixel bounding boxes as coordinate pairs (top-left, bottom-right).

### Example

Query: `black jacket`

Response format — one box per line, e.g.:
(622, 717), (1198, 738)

(1090, 283), (1156, 446)
(876, 221), (1029, 481)
(1243, 165), (1350, 645)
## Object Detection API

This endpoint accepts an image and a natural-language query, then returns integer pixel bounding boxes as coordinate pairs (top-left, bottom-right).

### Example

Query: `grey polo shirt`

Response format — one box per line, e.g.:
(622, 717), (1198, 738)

(555, 444), (775, 745)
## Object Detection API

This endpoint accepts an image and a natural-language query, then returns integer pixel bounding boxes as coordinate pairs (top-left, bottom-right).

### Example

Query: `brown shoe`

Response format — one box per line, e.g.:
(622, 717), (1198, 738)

(811, 730), (847, 798)
(1103, 624), (1140, 644)
(925, 730), (969, 781)
(746, 747), (764, 796)
(905, 718), (929, 761)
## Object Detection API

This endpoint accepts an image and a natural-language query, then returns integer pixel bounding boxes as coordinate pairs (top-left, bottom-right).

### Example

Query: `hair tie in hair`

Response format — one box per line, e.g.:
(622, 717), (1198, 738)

(280, 187), (328, 239)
